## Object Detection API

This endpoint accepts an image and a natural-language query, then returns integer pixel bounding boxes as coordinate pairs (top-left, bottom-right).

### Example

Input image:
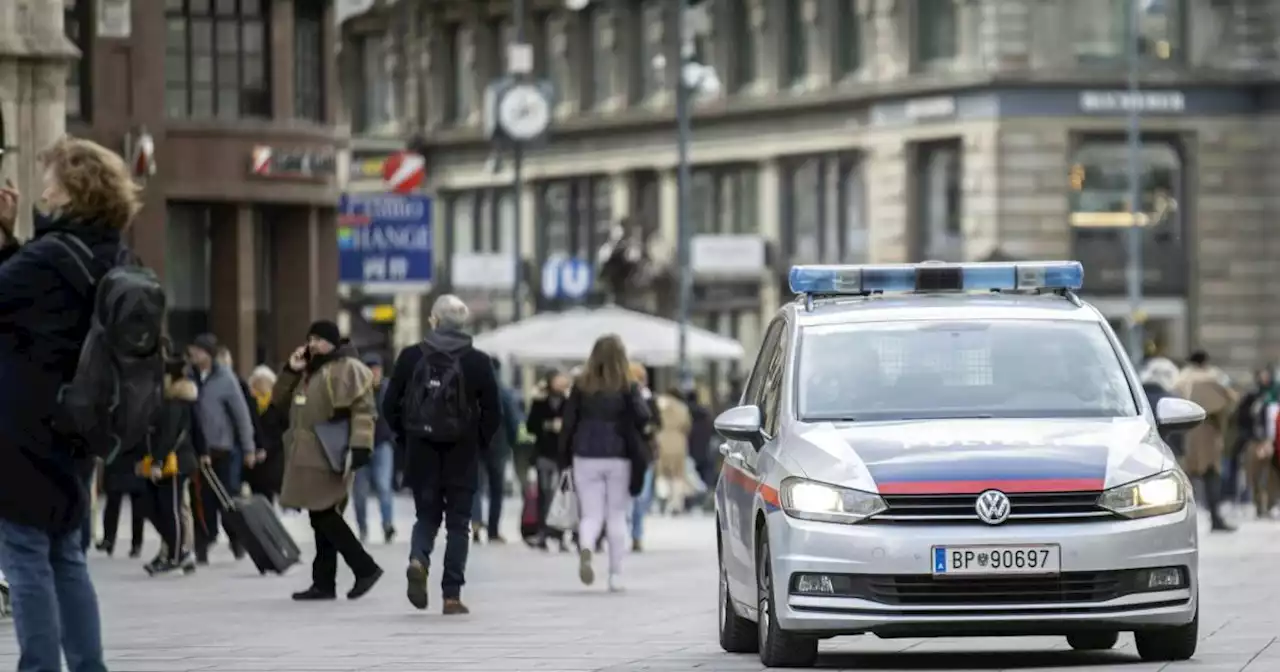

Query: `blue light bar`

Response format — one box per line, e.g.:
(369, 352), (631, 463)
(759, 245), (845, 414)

(787, 261), (1084, 296)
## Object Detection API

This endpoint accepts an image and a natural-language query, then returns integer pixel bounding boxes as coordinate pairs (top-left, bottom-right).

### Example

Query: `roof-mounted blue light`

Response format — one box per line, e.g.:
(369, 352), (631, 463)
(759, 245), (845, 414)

(787, 261), (1084, 297)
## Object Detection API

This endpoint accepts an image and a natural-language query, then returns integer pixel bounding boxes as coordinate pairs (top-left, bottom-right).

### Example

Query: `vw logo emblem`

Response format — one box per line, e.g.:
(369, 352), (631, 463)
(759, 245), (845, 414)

(974, 489), (1011, 525)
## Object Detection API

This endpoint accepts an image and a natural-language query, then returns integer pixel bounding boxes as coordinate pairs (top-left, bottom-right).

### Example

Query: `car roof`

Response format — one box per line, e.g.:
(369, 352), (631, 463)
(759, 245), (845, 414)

(787, 293), (1103, 327)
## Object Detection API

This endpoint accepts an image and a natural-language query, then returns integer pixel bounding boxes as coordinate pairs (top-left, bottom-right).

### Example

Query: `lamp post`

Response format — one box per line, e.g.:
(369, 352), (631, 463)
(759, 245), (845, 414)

(673, 0), (719, 392)
(1124, 0), (1145, 363)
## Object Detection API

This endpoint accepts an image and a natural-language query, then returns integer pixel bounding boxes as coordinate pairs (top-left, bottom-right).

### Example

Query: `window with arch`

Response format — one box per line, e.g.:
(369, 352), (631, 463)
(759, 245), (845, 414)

(1069, 137), (1186, 294)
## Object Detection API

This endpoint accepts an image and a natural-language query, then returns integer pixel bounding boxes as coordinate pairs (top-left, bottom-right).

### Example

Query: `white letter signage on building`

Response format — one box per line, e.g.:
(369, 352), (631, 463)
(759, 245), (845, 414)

(1079, 91), (1186, 114)
(337, 193), (434, 287)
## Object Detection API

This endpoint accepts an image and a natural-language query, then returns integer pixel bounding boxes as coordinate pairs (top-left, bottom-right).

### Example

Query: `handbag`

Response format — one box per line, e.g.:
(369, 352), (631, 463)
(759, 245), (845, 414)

(546, 470), (580, 532)
(314, 419), (351, 474)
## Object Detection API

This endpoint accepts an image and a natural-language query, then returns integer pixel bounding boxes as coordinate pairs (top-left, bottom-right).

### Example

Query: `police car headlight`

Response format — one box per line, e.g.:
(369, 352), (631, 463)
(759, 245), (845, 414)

(780, 477), (887, 524)
(1098, 471), (1188, 519)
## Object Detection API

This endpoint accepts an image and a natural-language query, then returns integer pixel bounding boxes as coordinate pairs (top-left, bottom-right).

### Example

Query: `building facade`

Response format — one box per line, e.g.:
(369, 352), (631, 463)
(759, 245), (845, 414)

(0, 0), (78, 235)
(68, 0), (344, 372)
(344, 0), (1280, 386)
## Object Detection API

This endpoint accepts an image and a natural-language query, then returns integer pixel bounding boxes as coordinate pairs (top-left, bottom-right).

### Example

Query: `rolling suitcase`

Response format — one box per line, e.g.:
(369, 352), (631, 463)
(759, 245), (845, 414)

(202, 463), (300, 575)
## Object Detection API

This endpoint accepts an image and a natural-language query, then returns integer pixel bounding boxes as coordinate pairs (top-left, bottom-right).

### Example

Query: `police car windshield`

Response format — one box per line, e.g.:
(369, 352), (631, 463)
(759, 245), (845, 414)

(798, 319), (1138, 422)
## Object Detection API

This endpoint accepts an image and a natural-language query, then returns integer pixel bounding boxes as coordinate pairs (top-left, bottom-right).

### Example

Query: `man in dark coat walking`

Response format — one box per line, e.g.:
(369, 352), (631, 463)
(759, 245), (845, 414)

(383, 295), (500, 615)
(0, 138), (142, 672)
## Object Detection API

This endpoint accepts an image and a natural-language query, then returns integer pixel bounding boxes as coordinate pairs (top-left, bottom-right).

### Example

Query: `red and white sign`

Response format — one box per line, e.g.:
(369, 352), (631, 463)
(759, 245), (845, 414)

(381, 151), (426, 194)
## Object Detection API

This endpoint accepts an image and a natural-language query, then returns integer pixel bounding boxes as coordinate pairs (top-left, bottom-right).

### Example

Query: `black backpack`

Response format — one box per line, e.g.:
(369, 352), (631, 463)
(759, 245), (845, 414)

(49, 232), (167, 464)
(402, 343), (471, 443)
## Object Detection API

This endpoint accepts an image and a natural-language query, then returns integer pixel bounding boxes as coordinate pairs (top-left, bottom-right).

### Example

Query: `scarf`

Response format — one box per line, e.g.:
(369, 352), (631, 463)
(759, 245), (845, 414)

(255, 390), (272, 414)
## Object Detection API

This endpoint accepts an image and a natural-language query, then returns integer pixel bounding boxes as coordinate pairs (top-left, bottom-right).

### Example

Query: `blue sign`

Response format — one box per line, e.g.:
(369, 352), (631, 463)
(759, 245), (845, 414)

(337, 193), (433, 284)
(541, 256), (592, 300)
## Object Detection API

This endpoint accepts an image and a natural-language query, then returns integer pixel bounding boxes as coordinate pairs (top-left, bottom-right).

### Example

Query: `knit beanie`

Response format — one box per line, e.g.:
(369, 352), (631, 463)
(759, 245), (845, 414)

(307, 320), (341, 347)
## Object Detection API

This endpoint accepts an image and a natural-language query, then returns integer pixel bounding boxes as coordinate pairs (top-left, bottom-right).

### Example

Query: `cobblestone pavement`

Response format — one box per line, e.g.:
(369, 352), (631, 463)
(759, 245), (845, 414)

(1, 498), (1279, 671)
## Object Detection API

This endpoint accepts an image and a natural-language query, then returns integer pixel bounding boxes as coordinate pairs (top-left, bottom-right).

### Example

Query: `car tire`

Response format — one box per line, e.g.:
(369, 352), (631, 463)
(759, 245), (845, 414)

(756, 538), (818, 668)
(1066, 631), (1119, 650)
(719, 550), (759, 654)
(1134, 609), (1198, 662)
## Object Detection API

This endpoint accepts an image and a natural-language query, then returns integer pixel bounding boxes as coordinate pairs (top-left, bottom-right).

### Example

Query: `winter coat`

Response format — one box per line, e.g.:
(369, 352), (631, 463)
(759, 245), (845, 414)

(192, 363), (256, 455)
(1174, 366), (1239, 477)
(248, 395), (288, 496)
(381, 329), (502, 488)
(526, 390), (567, 462)
(273, 343), (378, 511)
(0, 214), (124, 534)
(140, 377), (205, 479)
(655, 394), (692, 481)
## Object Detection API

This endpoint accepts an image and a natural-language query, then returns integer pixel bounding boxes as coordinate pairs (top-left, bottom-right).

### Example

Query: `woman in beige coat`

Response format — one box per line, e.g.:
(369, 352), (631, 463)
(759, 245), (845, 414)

(273, 320), (384, 600)
(1173, 350), (1239, 532)
(654, 390), (692, 515)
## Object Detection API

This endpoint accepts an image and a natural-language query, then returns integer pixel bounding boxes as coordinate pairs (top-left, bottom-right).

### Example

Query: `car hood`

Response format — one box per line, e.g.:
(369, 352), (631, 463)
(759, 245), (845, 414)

(788, 418), (1169, 495)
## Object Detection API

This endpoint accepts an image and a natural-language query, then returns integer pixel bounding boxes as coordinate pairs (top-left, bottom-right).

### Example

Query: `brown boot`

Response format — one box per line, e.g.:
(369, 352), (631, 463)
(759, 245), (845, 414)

(442, 598), (470, 615)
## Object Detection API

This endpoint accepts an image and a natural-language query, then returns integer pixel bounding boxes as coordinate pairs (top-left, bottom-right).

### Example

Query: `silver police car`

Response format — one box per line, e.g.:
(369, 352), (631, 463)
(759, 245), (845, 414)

(714, 261), (1204, 668)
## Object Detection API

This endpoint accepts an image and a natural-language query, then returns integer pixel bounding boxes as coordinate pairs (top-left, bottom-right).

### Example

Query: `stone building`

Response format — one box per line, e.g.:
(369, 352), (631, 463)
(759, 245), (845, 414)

(345, 0), (1280, 386)
(0, 0), (78, 238)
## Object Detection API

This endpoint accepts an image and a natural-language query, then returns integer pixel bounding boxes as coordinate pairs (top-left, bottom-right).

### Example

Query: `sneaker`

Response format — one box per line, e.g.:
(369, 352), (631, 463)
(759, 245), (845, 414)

(347, 567), (384, 600)
(96, 541), (114, 557)
(442, 598), (470, 615)
(128, 544), (143, 559)
(578, 548), (595, 586)
(406, 561), (429, 610)
(471, 522), (483, 543)
(292, 586), (337, 601)
(608, 574), (624, 593)
(631, 539), (643, 553)
(384, 526), (397, 544)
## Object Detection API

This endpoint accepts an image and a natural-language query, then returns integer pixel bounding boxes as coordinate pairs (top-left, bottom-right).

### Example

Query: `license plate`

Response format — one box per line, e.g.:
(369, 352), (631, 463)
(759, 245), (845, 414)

(932, 545), (1060, 576)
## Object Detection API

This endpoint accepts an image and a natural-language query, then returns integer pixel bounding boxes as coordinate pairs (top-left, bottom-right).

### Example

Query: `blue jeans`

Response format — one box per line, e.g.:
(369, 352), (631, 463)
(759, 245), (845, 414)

(630, 466), (655, 542)
(471, 444), (511, 537)
(353, 442), (395, 536)
(0, 519), (106, 672)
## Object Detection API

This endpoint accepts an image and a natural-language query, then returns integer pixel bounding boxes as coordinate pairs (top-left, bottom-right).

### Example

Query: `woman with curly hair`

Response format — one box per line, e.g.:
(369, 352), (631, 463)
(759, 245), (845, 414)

(0, 136), (143, 672)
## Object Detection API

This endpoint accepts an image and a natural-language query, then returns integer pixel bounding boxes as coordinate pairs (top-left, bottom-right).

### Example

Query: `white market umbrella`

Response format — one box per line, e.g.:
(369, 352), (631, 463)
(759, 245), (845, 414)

(471, 305), (746, 367)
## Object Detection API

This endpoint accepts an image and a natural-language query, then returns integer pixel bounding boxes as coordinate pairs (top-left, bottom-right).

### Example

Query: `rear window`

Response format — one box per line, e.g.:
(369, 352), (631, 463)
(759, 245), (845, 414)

(797, 319), (1138, 422)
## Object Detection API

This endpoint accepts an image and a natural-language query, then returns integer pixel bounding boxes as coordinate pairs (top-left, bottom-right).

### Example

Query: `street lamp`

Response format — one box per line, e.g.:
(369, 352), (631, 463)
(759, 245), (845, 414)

(673, 0), (719, 393)
(1124, 0), (1145, 363)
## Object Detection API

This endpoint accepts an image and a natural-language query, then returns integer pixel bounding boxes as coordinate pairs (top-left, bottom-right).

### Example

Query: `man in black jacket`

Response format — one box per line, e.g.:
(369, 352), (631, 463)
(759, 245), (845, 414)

(0, 138), (140, 672)
(383, 295), (500, 615)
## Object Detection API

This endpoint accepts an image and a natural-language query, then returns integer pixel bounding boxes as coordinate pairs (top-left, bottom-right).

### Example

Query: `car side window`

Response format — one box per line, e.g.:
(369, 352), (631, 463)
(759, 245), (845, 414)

(742, 319), (783, 407)
(760, 327), (788, 437)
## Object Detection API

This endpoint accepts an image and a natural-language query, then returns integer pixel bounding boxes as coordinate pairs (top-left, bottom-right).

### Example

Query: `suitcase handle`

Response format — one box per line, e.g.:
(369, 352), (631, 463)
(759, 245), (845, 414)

(200, 461), (235, 510)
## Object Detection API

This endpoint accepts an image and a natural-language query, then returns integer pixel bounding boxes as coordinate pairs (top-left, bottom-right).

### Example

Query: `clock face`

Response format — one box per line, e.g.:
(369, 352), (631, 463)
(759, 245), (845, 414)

(497, 84), (551, 142)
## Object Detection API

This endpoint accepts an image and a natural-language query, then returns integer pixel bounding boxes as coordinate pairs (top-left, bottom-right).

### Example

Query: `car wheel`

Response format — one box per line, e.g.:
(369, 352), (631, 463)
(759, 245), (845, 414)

(1134, 609), (1198, 662)
(719, 549), (759, 653)
(756, 538), (818, 668)
(1066, 631), (1119, 650)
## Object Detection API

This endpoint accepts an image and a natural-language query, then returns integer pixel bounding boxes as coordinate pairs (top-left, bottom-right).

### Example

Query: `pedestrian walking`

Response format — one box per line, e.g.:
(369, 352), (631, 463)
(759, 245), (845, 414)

(1175, 350), (1240, 532)
(246, 365), (286, 503)
(275, 321), (383, 600)
(526, 370), (571, 551)
(382, 295), (501, 614)
(472, 356), (523, 544)
(96, 454), (146, 558)
(627, 363), (660, 553)
(218, 346), (272, 497)
(654, 389), (693, 515)
(353, 353), (397, 544)
(0, 136), (149, 672)
(186, 333), (257, 563)
(1237, 367), (1280, 517)
(559, 336), (652, 591)
(139, 356), (206, 575)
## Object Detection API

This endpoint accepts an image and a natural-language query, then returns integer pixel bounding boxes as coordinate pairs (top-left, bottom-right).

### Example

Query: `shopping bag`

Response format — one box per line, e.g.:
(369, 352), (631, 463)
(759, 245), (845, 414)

(546, 470), (579, 532)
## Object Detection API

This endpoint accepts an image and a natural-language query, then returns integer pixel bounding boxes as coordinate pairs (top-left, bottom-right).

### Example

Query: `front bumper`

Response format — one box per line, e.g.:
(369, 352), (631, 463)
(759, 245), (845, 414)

(768, 507), (1198, 637)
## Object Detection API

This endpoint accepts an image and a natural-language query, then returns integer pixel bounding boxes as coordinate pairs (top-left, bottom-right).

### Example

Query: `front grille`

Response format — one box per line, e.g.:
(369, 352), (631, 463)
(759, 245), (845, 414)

(876, 492), (1113, 524)
(806, 571), (1128, 606)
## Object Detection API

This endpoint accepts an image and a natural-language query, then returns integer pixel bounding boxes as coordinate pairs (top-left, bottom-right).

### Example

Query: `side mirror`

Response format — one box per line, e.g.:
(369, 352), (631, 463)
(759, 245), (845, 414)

(715, 405), (765, 449)
(1155, 397), (1206, 436)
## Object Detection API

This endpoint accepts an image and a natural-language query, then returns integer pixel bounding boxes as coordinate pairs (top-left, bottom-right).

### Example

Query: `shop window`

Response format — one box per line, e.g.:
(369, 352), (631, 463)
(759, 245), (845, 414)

(543, 13), (574, 111)
(446, 23), (476, 123)
(782, 154), (866, 263)
(537, 177), (613, 260)
(637, 0), (666, 101)
(914, 0), (959, 68)
(446, 189), (516, 255)
(65, 0), (91, 121)
(727, 0), (757, 92)
(586, 7), (618, 108)
(782, 0), (808, 86)
(165, 203), (212, 347)
(1069, 137), (1186, 294)
(353, 34), (394, 133)
(1074, 0), (1184, 63)
(165, 0), (270, 120)
(911, 140), (963, 262)
(691, 165), (759, 235)
(294, 0), (325, 122)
